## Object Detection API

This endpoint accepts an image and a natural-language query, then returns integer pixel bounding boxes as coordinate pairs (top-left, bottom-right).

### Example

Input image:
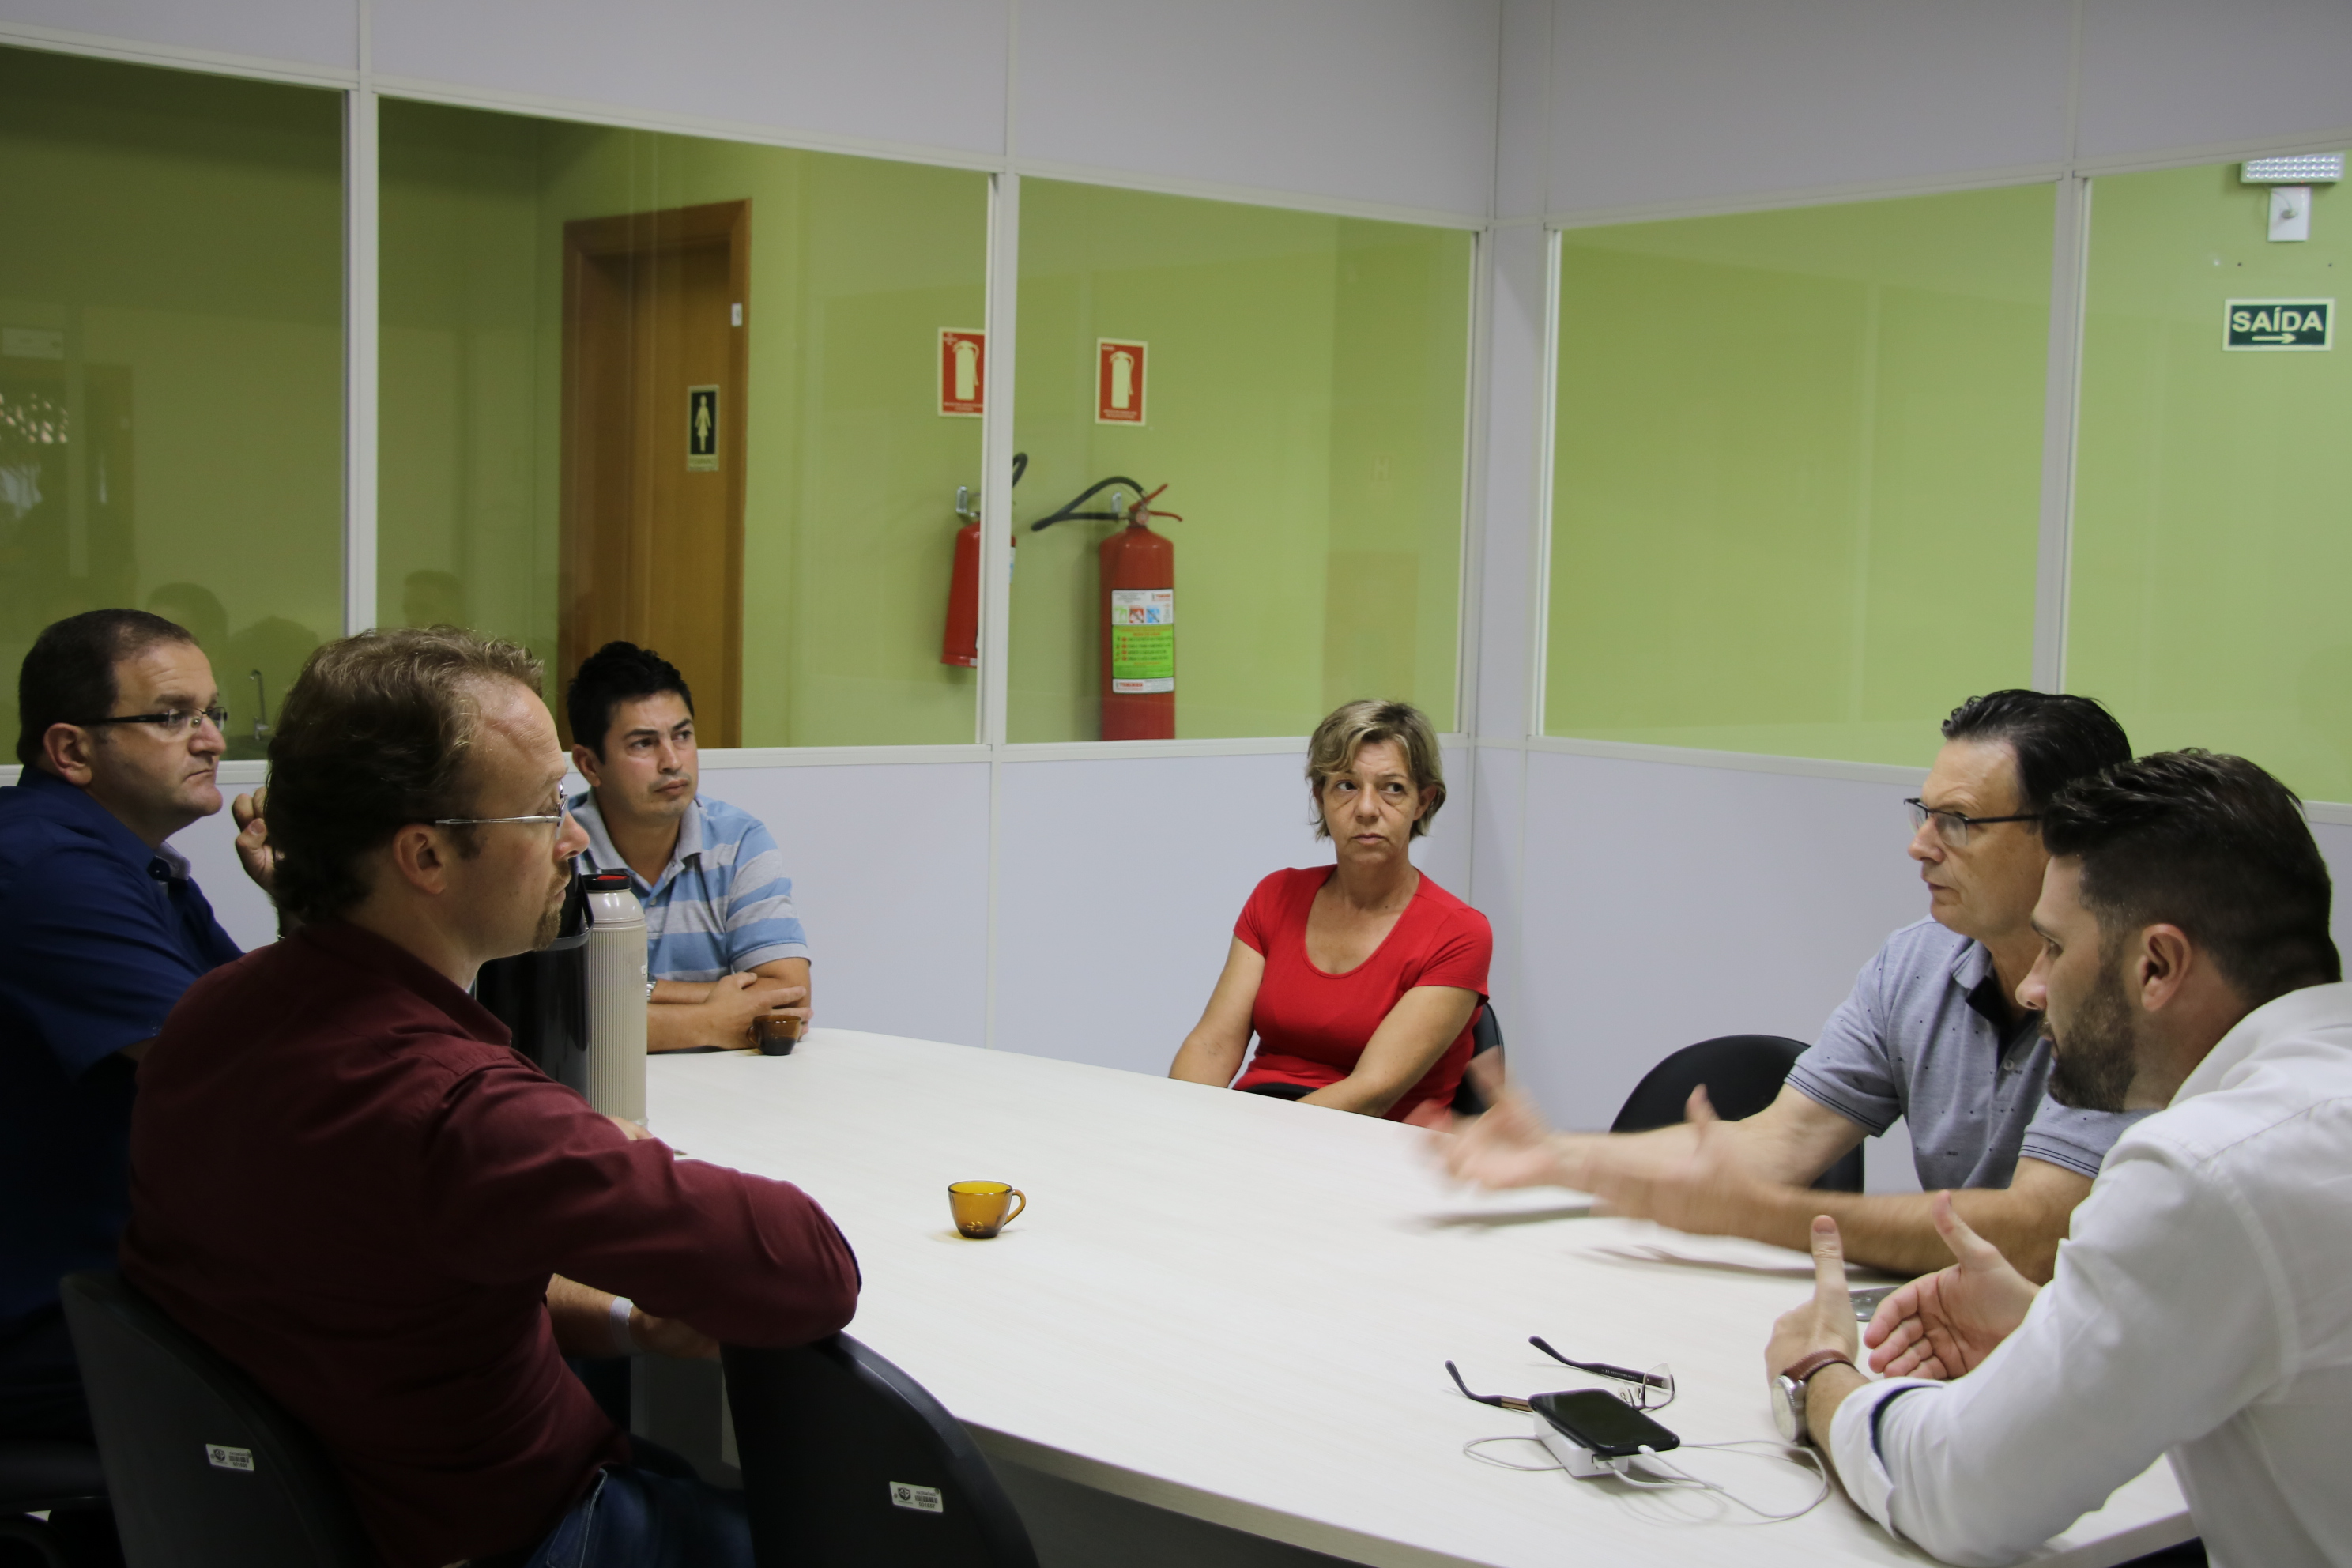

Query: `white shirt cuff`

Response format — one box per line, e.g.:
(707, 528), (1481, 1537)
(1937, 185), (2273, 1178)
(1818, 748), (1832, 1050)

(1830, 1376), (1941, 1537)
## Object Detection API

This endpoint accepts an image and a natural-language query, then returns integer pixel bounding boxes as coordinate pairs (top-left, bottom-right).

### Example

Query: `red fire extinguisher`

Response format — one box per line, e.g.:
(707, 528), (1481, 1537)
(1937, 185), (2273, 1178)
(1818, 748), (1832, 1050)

(940, 486), (984, 668)
(1025, 475), (1181, 740)
(940, 457), (1027, 668)
(1098, 484), (1180, 741)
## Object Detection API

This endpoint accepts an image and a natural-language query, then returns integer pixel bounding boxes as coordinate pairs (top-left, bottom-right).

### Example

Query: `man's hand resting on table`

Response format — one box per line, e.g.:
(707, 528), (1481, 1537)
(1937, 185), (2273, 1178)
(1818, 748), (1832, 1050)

(1864, 1189), (2041, 1381)
(647, 971), (808, 1053)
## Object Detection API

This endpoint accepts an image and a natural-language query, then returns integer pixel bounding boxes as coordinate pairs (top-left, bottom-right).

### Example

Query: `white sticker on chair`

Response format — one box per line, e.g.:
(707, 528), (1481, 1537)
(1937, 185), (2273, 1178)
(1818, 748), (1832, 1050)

(889, 1481), (943, 1513)
(205, 1444), (255, 1472)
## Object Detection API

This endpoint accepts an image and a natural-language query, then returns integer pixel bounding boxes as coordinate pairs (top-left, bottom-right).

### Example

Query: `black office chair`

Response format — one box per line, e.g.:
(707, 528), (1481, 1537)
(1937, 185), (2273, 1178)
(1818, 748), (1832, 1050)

(1611, 1035), (1865, 1193)
(0, 1438), (109, 1568)
(58, 1273), (373, 1568)
(723, 1334), (1035, 1568)
(1449, 1002), (1506, 1115)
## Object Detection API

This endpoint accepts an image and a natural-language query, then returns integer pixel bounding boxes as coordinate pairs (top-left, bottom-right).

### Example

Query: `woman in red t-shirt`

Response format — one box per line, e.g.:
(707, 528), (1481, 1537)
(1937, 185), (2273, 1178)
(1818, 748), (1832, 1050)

(1169, 700), (1491, 1123)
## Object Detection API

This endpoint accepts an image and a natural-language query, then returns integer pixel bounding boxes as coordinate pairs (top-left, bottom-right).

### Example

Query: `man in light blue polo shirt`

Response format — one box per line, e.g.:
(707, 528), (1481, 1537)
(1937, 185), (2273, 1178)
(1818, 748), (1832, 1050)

(1442, 691), (2142, 1283)
(564, 642), (809, 1054)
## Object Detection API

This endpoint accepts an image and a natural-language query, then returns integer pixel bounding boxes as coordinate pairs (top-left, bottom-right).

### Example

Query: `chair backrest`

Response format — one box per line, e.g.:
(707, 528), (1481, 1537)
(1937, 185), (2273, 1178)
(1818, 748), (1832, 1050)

(723, 1334), (1037, 1568)
(1609, 1035), (1865, 1193)
(59, 1273), (375, 1568)
(1449, 1002), (1506, 1115)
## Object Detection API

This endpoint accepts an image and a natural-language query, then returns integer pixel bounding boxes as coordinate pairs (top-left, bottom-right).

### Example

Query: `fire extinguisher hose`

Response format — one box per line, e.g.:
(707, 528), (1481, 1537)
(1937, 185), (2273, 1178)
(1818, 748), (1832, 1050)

(1028, 475), (1149, 531)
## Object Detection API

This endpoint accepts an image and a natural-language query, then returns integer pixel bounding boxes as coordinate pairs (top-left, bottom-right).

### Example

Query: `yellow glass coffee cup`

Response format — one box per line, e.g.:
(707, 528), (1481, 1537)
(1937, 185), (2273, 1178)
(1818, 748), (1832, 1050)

(948, 1181), (1027, 1239)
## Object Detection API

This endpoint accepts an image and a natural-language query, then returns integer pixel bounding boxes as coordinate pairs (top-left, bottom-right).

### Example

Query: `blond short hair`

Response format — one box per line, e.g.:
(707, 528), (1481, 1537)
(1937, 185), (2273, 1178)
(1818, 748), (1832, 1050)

(1306, 699), (1446, 839)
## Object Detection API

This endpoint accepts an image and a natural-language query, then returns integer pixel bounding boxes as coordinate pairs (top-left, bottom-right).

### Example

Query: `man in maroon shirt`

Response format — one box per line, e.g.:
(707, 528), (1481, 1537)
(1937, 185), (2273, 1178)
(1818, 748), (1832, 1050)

(121, 628), (859, 1568)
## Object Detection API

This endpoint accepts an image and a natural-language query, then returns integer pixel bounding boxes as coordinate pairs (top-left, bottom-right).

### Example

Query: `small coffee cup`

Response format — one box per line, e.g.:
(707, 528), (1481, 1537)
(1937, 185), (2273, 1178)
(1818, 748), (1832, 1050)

(756, 1014), (802, 1056)
(948, 1181), (1027, 1239)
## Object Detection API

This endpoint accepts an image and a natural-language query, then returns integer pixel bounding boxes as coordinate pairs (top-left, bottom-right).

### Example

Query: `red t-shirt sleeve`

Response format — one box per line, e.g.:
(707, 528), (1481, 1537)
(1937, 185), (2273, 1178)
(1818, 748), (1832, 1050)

(1414, 906), (1492, 997)
(1233, 869), (1296, 957)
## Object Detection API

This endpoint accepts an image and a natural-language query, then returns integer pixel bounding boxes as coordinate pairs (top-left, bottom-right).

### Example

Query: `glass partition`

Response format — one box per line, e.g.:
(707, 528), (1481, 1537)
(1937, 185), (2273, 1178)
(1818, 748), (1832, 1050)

(0, 46), (344, 757)
(1009, 180), (1471, 743)
(2068, 163), (2352, 801)
(379, 100), (989, 748)
(1544, 187), (2055, 765)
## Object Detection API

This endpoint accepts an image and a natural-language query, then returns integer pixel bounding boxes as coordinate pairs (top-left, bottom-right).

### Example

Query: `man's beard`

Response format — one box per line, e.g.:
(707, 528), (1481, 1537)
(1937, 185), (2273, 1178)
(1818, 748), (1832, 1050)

(530, 872), (570, 950)
(2046, 962), (2139, 1112)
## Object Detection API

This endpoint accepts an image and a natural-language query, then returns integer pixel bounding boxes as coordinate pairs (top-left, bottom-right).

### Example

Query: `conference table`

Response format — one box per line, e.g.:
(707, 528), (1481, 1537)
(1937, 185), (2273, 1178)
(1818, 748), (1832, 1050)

(649, 1030), (2192, 1568)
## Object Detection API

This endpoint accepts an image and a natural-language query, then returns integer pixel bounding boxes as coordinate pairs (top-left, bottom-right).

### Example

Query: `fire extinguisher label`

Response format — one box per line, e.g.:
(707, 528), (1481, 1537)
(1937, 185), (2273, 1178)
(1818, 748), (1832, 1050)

(1110, 588), (1174, 692)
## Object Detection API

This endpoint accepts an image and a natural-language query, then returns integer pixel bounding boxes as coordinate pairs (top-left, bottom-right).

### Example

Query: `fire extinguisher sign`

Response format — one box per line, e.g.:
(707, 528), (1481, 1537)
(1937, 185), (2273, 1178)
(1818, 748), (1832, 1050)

(939, 329), (985, 416)
(1110, 588), (1174, 693)
(1096, 339), (1146, 424)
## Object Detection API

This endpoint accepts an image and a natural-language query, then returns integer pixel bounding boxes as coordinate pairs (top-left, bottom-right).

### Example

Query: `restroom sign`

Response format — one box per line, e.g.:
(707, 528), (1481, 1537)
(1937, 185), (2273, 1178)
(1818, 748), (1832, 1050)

(1096, 339), (1146, 424)
(686, 385), (720, 469)
(2224, 298), (2332, 350)
(940, 329), (985, 416)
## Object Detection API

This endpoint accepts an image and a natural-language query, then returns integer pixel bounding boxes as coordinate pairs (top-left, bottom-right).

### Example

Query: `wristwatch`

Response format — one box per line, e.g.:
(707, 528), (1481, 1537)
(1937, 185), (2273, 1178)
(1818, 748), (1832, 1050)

(1770, 1349), (1856, 1444)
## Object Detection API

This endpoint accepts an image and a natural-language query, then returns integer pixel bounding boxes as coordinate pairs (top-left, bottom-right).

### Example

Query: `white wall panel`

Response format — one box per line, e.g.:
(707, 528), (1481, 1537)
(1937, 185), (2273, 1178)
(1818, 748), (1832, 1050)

(1472, 224), (1546, 740)
(700, 761), (993, 1045)
(0, 0), (357, 70)
(992, 745), (1474, 1076)
(1467, 744), (1528, 1046)
(1510, 748), (1926, 1131)
(2309, 820), (2352, 971)
(1012, 0), (1499, 217)
(2077, 0), (2352, 161)
(371, 0), (1008, 156)
(1546, 0), (2072, 217)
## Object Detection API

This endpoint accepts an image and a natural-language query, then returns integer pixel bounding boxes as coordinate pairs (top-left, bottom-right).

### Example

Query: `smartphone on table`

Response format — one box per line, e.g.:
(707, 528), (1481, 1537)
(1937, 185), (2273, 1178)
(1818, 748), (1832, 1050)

(1531, 1389), (1679, 1459)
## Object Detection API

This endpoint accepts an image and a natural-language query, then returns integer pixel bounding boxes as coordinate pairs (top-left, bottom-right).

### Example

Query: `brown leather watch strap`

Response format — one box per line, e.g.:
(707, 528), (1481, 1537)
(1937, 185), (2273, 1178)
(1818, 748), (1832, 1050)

(1781, 1349), (1856, 1385)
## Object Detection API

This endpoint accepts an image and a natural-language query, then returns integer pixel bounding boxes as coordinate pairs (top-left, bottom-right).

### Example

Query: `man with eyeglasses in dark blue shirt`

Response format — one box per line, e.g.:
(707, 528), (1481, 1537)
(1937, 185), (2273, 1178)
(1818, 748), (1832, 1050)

(0, 609), (272, 1463)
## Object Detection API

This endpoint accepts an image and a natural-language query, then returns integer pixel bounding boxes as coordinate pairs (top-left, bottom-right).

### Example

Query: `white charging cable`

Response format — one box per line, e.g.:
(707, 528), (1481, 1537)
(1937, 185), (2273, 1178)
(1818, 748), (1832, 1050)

(1462, 1434), (1831, 1521)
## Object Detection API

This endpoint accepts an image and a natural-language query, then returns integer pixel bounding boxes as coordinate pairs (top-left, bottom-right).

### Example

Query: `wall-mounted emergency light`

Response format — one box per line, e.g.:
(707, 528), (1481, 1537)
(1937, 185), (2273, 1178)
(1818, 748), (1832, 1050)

(2242, 154), (2342, 243)
(2241, 154), (2344, 184)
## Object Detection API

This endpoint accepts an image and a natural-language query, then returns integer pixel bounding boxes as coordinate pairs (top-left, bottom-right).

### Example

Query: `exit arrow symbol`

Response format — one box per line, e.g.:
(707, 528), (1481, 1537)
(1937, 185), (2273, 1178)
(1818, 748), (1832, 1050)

(2253, 333), (2298, 342)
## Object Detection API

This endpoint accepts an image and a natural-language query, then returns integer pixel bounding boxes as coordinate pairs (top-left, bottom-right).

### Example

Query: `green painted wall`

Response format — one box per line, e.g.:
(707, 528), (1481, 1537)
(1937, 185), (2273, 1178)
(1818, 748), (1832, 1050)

(1545, 186), (2052, 766)
(0, 46), (344, 756)
(379, 100), (989, 745)
(2069, 164), (2352, 801)
(1010, 182), (1468, 742)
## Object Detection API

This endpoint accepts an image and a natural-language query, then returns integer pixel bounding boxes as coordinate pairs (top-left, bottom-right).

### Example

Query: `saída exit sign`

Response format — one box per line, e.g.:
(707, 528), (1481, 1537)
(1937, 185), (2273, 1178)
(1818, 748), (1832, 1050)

(2224, 299), (2332, 350)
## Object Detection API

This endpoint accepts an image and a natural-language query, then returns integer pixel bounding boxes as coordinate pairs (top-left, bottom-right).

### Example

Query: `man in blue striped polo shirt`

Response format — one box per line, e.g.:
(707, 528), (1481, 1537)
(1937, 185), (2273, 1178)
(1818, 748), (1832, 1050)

(564, 643), (809, 1054)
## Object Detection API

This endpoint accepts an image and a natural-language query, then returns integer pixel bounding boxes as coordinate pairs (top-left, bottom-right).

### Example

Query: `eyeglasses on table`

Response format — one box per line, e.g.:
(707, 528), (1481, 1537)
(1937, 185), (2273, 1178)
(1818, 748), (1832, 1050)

(1445, 1336), (1675, 1413)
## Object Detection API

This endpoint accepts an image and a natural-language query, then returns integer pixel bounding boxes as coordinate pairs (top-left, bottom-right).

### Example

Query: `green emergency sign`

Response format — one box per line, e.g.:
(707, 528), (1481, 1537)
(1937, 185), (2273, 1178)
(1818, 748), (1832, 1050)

(2224, 300), (2332, 351)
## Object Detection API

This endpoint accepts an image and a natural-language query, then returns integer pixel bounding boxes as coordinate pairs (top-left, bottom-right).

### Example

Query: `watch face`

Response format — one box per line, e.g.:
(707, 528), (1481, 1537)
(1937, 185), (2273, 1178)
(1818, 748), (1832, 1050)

(1770, 1374), (1804, 1443)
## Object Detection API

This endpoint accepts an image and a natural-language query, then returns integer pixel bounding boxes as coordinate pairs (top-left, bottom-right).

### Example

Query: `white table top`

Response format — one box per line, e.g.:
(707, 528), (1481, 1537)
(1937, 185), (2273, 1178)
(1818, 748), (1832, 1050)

(651, 1031), (2192, 1568)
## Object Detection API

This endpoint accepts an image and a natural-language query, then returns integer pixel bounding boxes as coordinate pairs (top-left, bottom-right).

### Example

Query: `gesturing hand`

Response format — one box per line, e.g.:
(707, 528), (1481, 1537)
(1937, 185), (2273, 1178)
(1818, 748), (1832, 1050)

(1766, 1214), (1861, 1382)
(1864, 1190), (2041, 1380)
(1429, 1079), (1565, 1189)
(1580, 1087), (1755, 1234)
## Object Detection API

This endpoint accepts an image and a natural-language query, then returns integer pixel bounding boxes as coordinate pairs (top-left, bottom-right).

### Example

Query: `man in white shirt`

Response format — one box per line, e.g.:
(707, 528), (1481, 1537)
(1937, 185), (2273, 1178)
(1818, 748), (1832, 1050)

(1765, 749), (2352, 1567)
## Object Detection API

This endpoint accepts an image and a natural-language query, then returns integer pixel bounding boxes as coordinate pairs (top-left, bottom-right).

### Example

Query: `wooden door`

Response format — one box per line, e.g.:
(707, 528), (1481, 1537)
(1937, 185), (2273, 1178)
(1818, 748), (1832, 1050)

(559, 200), (748, 746)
